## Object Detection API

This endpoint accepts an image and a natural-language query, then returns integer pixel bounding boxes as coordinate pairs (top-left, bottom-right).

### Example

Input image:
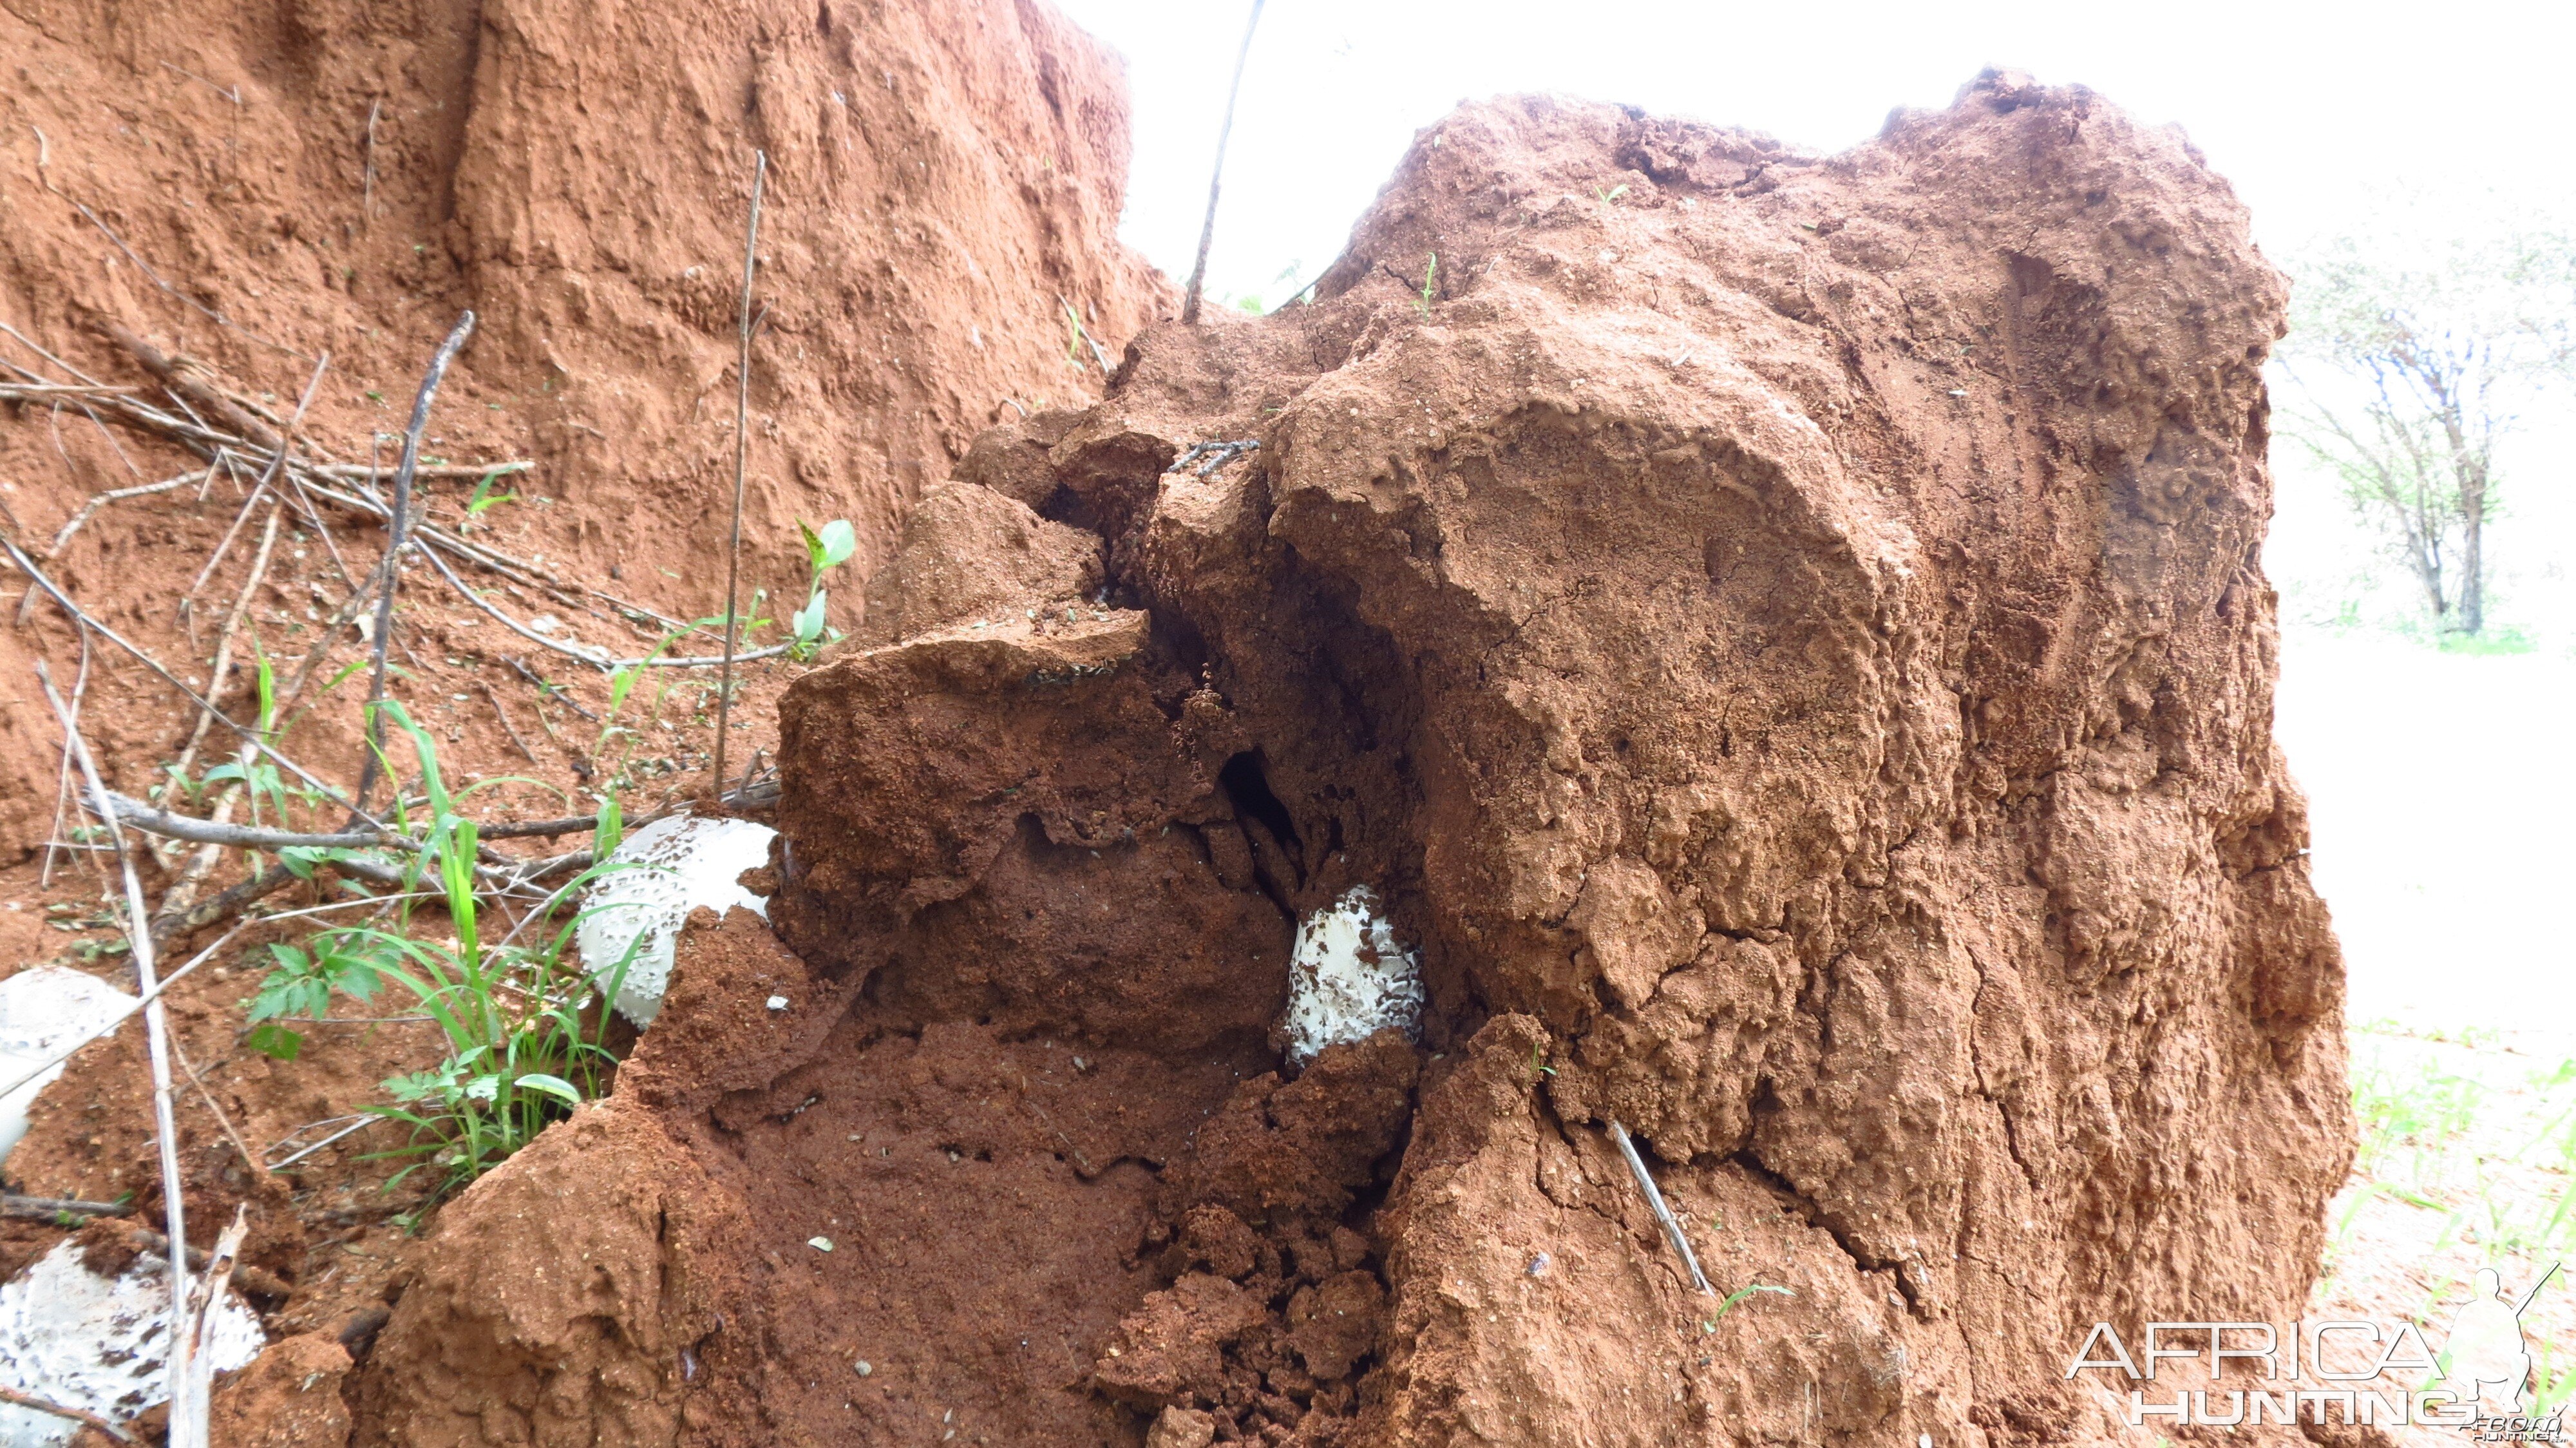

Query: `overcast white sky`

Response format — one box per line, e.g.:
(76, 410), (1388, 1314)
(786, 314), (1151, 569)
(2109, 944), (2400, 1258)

(1056, 0), (2576, 305)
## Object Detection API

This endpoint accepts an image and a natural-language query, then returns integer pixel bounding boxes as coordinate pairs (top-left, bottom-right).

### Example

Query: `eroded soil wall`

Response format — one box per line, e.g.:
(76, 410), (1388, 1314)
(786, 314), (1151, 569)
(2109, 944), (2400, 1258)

(0, 0), (1166, 856)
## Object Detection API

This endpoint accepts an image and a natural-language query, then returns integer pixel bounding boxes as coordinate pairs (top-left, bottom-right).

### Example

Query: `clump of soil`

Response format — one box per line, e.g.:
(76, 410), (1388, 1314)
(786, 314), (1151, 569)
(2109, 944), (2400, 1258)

(359, 70), (2349, 1448)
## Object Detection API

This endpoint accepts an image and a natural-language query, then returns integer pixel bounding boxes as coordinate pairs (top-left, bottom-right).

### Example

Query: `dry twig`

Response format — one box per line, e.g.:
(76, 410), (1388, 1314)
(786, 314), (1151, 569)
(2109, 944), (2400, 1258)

(175, 1209), (253, 1448)
(40, 625), (90, 887)
(171, 1040), (267, 1181)
(48, 468), (211, 555)
(37, 659), (204, 1434)
(5, 535), (378, 824)
(1607, 1119), (1714, 1296)
(361, 98), (381, 223)
(715, 149), (767, 802)
(352, 311), (475, 817)
(0, 920), (252, 1105)
(0, 1194), (135, 1220)
(1180, 0), (1266, 326)
(481, 681), (540, 763)
(0, 1384), (136, 1443)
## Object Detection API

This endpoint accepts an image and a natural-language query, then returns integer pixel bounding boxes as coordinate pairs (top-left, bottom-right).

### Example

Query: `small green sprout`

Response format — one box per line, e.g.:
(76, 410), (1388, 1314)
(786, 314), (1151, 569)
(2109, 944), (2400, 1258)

(790, 519), (857, 659)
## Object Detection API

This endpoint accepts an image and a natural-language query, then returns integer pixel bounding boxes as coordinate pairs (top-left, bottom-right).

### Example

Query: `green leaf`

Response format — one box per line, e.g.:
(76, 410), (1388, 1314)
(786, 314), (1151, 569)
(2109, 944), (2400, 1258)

(516, 1072), (583, 1105)
(464, 471), (522, 518)
(1706, 1283), (1794, 1325)
(596, 795), (623, 860)
(792, 589), (828, 645)
(247, 1024), (304, 1062)
(798, 518), (858, 574)
(814, 519), (857, 569)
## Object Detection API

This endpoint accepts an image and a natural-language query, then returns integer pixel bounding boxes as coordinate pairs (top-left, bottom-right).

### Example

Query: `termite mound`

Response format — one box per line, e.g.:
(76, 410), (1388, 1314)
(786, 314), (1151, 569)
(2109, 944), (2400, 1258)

(357, 73), (2350, 1448)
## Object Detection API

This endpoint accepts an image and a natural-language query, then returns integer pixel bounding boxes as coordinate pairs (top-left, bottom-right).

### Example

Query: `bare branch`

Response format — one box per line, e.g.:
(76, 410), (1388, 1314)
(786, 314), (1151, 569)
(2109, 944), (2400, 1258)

(35, 660), (201, 1434)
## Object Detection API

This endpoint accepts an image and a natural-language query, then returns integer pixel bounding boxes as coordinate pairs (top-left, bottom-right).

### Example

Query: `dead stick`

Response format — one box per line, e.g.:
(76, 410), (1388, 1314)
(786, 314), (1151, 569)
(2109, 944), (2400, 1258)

(352, 311), (474, 818)
(0, 381), (138, 395)
(0, 919), (251, 1105)
(1607, 1119), (1714, 1296)
(1, 1194), (135, 1219)
(2, 539), (374, 825)
(310, 461), (531, 479)
(158, 862), (297, 948)
(105, 320), (283, 450)
(283, 472), (356, 588)
(480, 681), (539, 763)
(2513, 1262), (2560, 1317)
(171, 1039), (267, 1183)
(157, 495), (282, 879)
(49, 468), (211, 555)
(1179, 0), (1265, 326)
(40, 625), (90, 888)
(714, 149), (766, 805)
(36, 660), (201, 1424)
(180, 481), (269, 622)
(175, 497), (281, 770)
(125, 1223), (289, 1303)
(100, 790), (417, 852)
(179, 354), (327, 630)
(175, 1207), (251, 1448)
(362, 98), (381, 224)
(272, 566), (381, 717)
(169, 352), (327, 794)
(0, 316), (109, 384)
(419, 534), (790, 670)
(0, 1384), (136, 1444)
(503, 654), (599, 720)
(102, 784), (790, 853)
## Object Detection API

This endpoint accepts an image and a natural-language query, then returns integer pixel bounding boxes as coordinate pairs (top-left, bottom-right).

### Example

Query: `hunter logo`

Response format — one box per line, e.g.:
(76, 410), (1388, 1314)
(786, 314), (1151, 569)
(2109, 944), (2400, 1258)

(2065, 1264), (2564, 1440)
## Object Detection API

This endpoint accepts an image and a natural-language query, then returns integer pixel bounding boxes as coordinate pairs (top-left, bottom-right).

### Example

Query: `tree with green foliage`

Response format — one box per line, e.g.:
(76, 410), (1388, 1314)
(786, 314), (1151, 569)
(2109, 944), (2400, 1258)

(2276, 214), (2571, 638)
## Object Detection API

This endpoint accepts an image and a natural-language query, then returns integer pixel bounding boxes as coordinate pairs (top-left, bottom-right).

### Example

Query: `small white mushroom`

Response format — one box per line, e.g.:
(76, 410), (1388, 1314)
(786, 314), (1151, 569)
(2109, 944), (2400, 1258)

(576, 814), (779, 1026)
(0, 1240), (264, 1446)
(1276, 886), (1424, 1067)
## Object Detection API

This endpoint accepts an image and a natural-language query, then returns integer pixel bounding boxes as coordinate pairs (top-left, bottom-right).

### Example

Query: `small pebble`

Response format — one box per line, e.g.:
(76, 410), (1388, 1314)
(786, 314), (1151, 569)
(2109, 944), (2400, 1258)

(854, 1360), (873, 1377)
(1527, 1252), (1551, 1277)
(808, 1237), (835, 1252)
(766, 995), (790, 1010)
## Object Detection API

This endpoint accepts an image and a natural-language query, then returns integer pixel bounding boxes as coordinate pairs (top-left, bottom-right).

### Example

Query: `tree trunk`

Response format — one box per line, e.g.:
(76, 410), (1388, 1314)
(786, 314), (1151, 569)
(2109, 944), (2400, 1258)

(2458, 464), (2487, 636)
(2412, 531), (2448, 631)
